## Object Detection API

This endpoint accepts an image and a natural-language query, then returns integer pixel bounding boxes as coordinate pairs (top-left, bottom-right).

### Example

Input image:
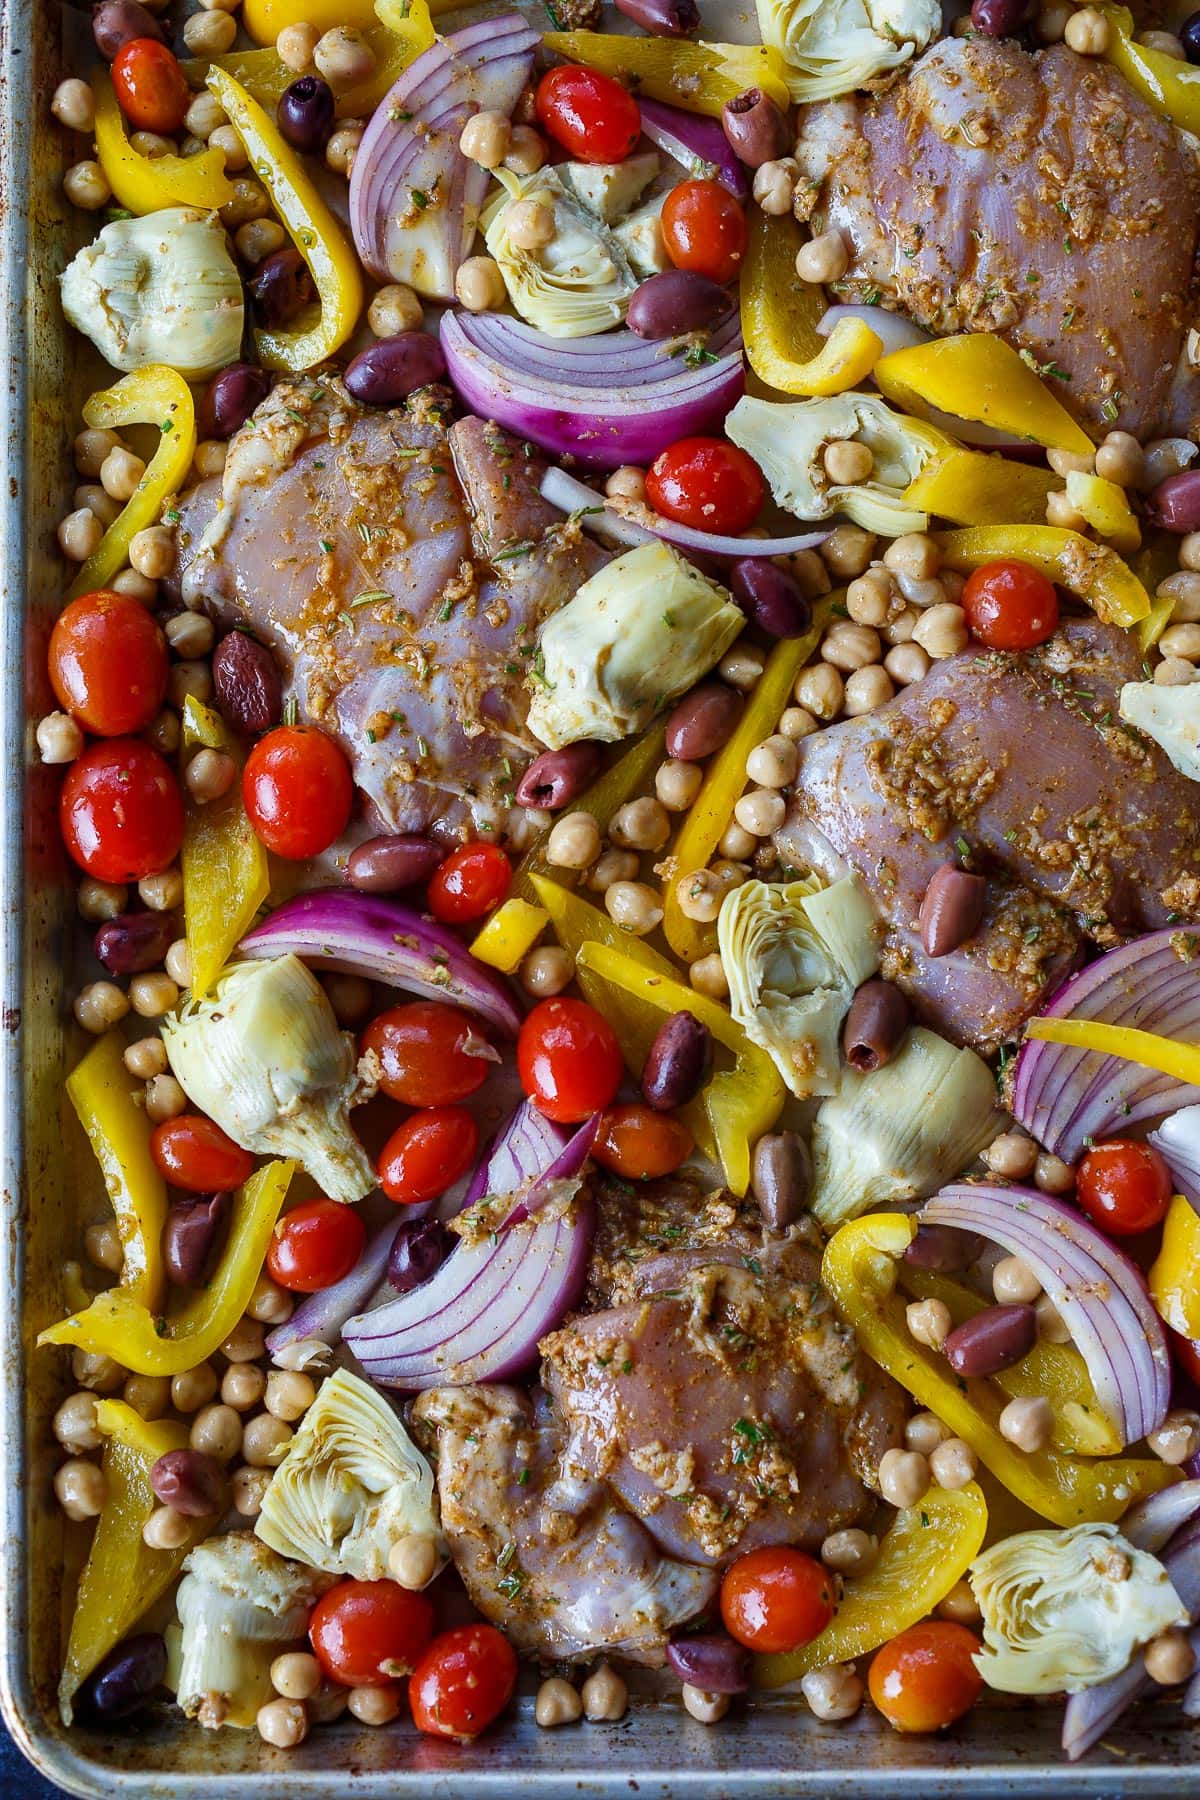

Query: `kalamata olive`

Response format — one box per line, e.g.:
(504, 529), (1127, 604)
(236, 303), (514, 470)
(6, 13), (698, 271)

(80, 1632), (167, 1721)
(200, 363), (272, 441)
(730, 559), (813, 640)
(943, 1302), (1037, 1377)
(343, 333), (448, 408)
(614, 0), (700, 34)
(92, 0), (166, 60)
(665, 680), (744, 761)
(277, 74), (336, 152)
(94, 910), (176, 977)
(721, 88), (791, 170)
(250, 249), (316, 328)
(666, 1633), (751, 1694)
(970, 0), (1029, 35)
(212, 631), (283, 735)
(150, 1447), (227, 1517)
(347, 834), (446, 893)
(626, 270), (734, 340)
(514, 741), (605, 811)
(751, 1130), (811, 1232)
(1144, 470), (1200, 533)
(162, 1193), (231, 1287)
(843, 978), (911, 1072)
(642, 1011), (712, 1111)
(1184, 11), (1200, 61)
(904, 1223), (984, 1274)
(919, 863), (987, 958)
(387, 1219), (453, 1294)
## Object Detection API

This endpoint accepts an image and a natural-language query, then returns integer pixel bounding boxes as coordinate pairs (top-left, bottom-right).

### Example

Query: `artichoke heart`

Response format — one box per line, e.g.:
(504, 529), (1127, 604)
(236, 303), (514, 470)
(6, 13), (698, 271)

(971, 1524), (1188, 1695)
(726, 393), (950, 537)
(483, 167), (637, 337)
(256, 1369), (446, 1583)
(160, 955), (376, 1204)
(60, 207), (244, 380)
(758, 0), (940, 101)
(526, 540), (744, 748)
(1119, 680), (1200, 782)
(718, 874), (880, 1099)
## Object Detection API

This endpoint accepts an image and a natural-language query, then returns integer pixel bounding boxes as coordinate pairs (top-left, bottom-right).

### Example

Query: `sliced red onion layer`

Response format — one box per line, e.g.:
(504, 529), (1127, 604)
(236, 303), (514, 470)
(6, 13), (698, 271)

(265, 1218), (400, 1358)
(921, 1184), (1171, 1449)
(540, 465), (831, 560)
(1149, 1105), (1200, 1214)
(638, 98), (749, 202)
(349, 15), (538, 301)
(1011, 927), (1200, 1164)
(505, 1112), (600, 1225)
(239, 889), (522, 1037)
(440, 310), (745, 470)
(1123, 1480), (1200, 1554)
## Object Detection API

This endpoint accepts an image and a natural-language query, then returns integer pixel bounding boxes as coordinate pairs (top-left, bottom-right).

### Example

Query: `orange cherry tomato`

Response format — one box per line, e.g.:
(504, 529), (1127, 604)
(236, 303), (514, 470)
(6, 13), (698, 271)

(720, 1546), (836, 1654)
(242, 725), (353, 859)
(534, 65), (641, 165)
(59, 737), (184, 882)
(661, 179), (748, 284)
(518, 996), (623, 1123)
(49, 591), (168, 736)
(360, 1002), (493, 1107)
(409, 1624), (517, 1740)
(961, 559), (1059, 651)
(427, 842), (512, 924)
(112, 38), (191, 134)
(1076, 1138), (1172, 1237)
(266, 1198), (366, 1292)
(594, 1104), (692, 1180)
(378, 1105), (479, 1205)
(868, 1621), (984, 1733)
(646, 436), (765, 536)
(310, 1579), (434, 1688)
(150, 1115), (255, 1193)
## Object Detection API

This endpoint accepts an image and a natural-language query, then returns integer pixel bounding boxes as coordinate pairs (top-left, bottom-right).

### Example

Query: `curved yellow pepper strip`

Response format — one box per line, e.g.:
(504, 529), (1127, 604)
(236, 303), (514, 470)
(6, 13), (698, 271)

(1024, 1015), (1200, 1086)
(469, 898), (550, 975)
(182, 697), (271, 999)
(67, 1032), (168, 1313)
(543, 31), (791, 116)
(1065, 470), (1141, 553)
(1100, 5), (1200, 133)
(756, 1483), (988, 1688)
(68, 367), (196, 601)
(821, 1213), (1175, 1526)
(663, 610), (830, 966)
(935, 524), (1150, 629)
(575, 941), (784, 1195)
(207, 67), (363, 371)
(93, 68), (234, 214)
(873, 334), (1096, 456)
(739, 211), (882, 396)
(903, 449), (1059, 528)
(39, 1160), (294, 1375)
(1150, 1194), (1200, 1340)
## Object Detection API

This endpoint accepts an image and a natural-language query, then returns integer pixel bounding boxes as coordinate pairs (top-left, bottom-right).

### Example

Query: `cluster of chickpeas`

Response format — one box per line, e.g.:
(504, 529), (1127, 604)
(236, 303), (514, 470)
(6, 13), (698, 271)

(454, 96), (551, 314)
(1151, 532), (1200, 686)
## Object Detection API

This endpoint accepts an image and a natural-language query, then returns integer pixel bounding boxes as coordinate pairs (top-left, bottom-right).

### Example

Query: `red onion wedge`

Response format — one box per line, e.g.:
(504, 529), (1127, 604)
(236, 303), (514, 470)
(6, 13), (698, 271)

(440, 310), (745, 470)
(1011, 926), (1200, 1165)
(540, 465), (831, 560)
(266, 1218), (401, 1358)
(1149, 1106), (1200, 1214)
(505, 1113), (601, 1225)
(461, 1098), (568, 1211)
(1123, 1480), (1200, 1554)
(638, 98), (749, 202)
(349, 14), (538, 302)
(921, 1184), (1171, 1449)
(239, 889), (522, 1037)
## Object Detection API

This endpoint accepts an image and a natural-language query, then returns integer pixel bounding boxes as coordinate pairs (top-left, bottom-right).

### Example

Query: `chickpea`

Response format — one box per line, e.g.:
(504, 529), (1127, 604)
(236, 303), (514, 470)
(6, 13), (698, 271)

(1147, 1409), (1200, 1465)
(884, 533), (940, 580)
(314, 26), (376, 89)
(74, 485), (120, 533)
(520, 945), (574, 997)
(1155, 656), (1198, 687)
(1161, 570), (1200, 623)
(74, 427), (122, 478)
(982, 1131), (1038, 1180)
(63, 159), (111, 210)
(265, 1370), (316, 1421)
(547, 811), (602, 870)
(610, 796), (670, 852)
(247, 1273), (293, 1326)
(905, 1297), (951, 1350)
(1046, 447), (1093, 479)
(752, 157), (798, 215)
(504, 125), (547, 176)
(1064, 6), (1112, 53)
(992, 1255), (1041, 1305)
(190, 1402), (243, 1462)
(928, 1436), (978, 1492)
(349, 1685), (400, 1725)
(1144, 1629), (1197, 1686)
(1094, 429), (1144, 486)
(883, 605), (920, 647)
(55, 1458), (107, 1520)
(1036, 1293), (1071, 1344)
(326, 123), (364, 177)
(183, 8), (237, 53)
(682, 1685), (730, 1724)
(581, 1662), (628, 1721)
(843, 665), (894, 715)
(912, 603), (968, 660)
(368, 283), (423, 338)
(257, 1697), (308, 1748)
(166, 938), (193, 987)
(820, 1527), (877, 1575)
(73, 1349), (124, 1392)
(235, 212), (288, 267)
(276, 22), (319, 71)
(271, 1652), (323, 1701)
(165, 614), (215, 663)
(222, 1363), (267, 1413)
(185, 746), (237, 805)
(459, 110), (512, 169)
(100, 446), (146, 503)
(53, 1391), (103, 1454)
(455, 254), (507, 313)
(122, 1373), (170, 1424)
(795, 228), (848, 285)
(655, 758), (702, 812)
(605, 880), (663, 936)
(143, 1504), (191, 1550)
(938, 1578), (983, 1625)
(36, 712), (83, 765)
(58, 507), (104, 563)
(878, 1447), (931, 1509)
(85, 1218), (125, 1273)
(1178, 539), (1200, 576)
(536, 1677), (583, 1728)
(1044, 488), (1089, 531)
(786, 547), (833, 598)
(717, 644), (765, 691)
(777, 705), (818, 740)
(129, 130), (174, 161)
(605, 464), (646, 505)
(185, 92), (226, 142)
(52, 78), (95, 133)
(171, 1363), (218, 1413)
(905, 1410), (951, 1456)
(232, 1465), (272, 1517)
(79, 877), (127, 923)
(220, 179), (270, 229)
(1035, 1151), (1075, 1194)
(129, 972), (179, 1019)
(112, 567), (158, 605)
(242, 1413), (293, 1467)
(321, 972), (372, 1030)
(1159, 622), (1200, 664)
(586, 848), (638, 893)
(823, 439), (874, 485)
(733, 789), (786, 837)
(145, 1073), (187, 1123)
(800, 1664), (864, 1721)
(388, 1532), (439, 1590)
(846, 567), (894, 627)
(674, 869), (722, 923)
(823, 525), (877, 581)
(997, 1395), (1053, 1453)
(746, 735), (799, 790)
(139, 867), (183, 911)
(884, 642), (930, 687)
(221, 1316), (265, 1364)
(74, 980), (130, 1034)
(1036, 0), (1071, 39)
(794, 661), (844, 720)
(689, 953), (728, 999)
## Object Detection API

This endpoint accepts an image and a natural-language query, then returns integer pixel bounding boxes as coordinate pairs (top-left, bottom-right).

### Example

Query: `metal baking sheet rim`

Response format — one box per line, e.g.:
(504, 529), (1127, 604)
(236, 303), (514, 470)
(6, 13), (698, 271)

(0, 2), (1198, 1794)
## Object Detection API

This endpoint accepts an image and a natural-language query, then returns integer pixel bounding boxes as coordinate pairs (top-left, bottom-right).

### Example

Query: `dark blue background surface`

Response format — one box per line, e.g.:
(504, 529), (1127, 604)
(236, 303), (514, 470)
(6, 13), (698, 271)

(1, 1717), (62, 1797)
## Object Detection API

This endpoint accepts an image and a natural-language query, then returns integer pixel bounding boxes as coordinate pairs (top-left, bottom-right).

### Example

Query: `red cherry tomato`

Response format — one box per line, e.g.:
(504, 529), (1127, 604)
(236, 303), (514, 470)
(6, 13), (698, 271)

(59, 737), (184, 882)
(868, 1621), (984, 1733)
(426, 842), (512, 925)
(266, 1198), (367, 1292)
(150, 1115), (255, 1193)
(1075, 1138), (1172, 1236)
(112, 39), (190, 133)
(534, 65), (640, 164)
(242, 725), (353, 859)
(310, 1579), (434, 1688)
(49, 591), (168, 736)
(661, 179), (748, 284)
(961, 559), (1060, 651)
(594, 1104), (693, 1180)
(720, 1546), (836, 1654)
(518, 996), (623, 1123)
(360, 1002), (493, 1107)
(646, 436), (765, 536)
(409, 1624), (518, 1741)
(378, 1106), (479, 1205)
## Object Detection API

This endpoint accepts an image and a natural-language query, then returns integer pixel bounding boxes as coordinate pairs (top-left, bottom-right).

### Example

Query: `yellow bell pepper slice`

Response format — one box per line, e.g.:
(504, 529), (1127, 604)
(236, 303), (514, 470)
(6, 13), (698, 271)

(1024, 1015), (1200, 1086)
(39, 1161), (294, 1375)
(1150, 1193), (1200, 1340)
(1136, 591), (1175, 655)
(67, 1032), (168, 1313)
(60, 1401), (206, 1723)
(181, 697), (271, 999)
(757, 1483), (988, 1688)
(244, 0), (380, 43)
(514, 725), (667, 902)
(94, 67), (234, 214)
(935, 524), (1149, 629)
(575, 941), (784, 1195)
(543, 32), (791, 117)
(1100, 5), (1200, 134)
(821, 1213), (1175, 1526)
(739, 209), (881, 394)
(207, 67), (363, 371)
(663, 614), (828, 966)
(1064, 470), (1141, 552)
(469, 898), (549, 975)
(68, 368), (196, 602)
(903, 449), (1059, 528)
(873, 334), (1096, 457)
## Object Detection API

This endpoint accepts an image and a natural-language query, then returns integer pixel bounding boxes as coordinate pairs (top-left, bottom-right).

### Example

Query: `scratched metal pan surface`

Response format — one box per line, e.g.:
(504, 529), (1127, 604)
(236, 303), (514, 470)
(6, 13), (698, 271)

(1, 2), (1199, 1795)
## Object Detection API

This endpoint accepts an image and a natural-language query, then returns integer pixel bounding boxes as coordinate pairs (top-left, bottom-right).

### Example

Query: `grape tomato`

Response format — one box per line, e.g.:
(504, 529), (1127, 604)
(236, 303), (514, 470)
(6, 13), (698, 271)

(242, 725), (353, 860)
(59, 737), (184, 883)
(427, 842), (512, 925)
(647, 436), (765, 536)
(1076, 1138), (1172, 1236)
(534, 65), (641, 164)
(961, 559), (1060, 650)
(409, 1623), (517, 1740)
(868, 1621), (984, 1733)
(49, 590), (168, 737)
(360, 1002), (494, 1107)
(112, 38), (191, 134)
(661, 179), (748, 285)
(518, 996), (623, 1123)
(378, 1106), (479, 1205)
(150, 1115), (255, 1193)
(720, 1546), (836, 1653)
(266, 1197), (367, 1292)
(310, 1579), (434, 1687)
(594, 1105), (693, 1180)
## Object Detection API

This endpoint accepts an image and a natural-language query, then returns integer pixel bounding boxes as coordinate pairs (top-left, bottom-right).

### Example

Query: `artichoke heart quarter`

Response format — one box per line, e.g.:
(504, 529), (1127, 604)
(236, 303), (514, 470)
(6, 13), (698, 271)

(483, 167), (637, 337)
